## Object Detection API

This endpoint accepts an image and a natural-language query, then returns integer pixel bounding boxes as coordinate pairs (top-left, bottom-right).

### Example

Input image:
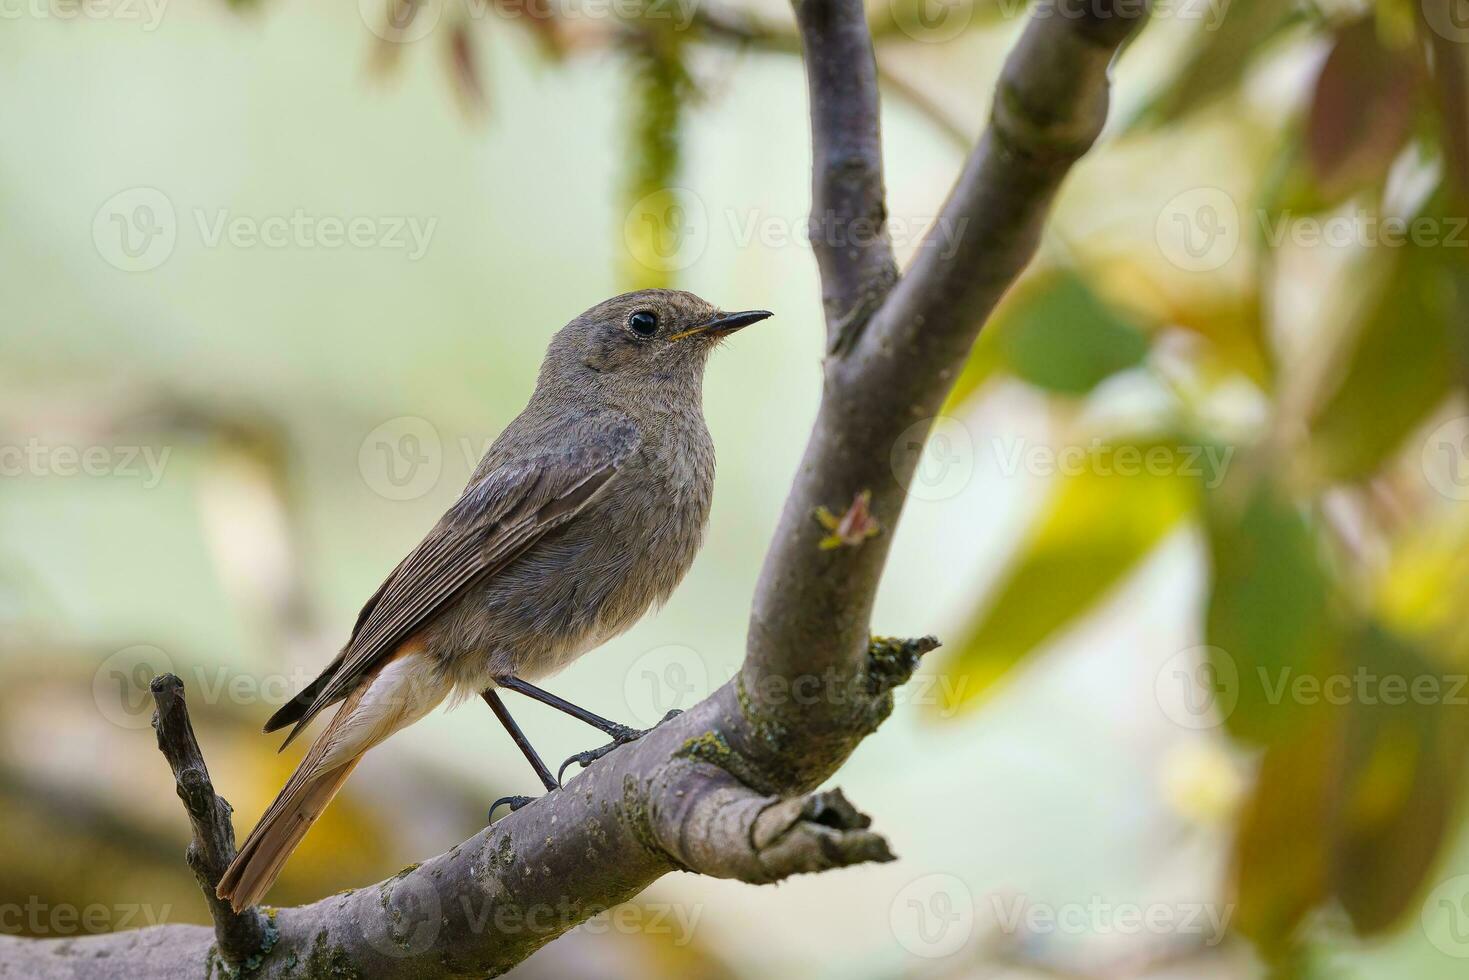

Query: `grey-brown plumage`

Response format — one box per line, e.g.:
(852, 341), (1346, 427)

(217, 289), (771, 911)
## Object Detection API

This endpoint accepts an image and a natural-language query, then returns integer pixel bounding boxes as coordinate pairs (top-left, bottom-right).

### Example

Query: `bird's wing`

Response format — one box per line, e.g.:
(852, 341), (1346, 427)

(274, 418), (640, 747)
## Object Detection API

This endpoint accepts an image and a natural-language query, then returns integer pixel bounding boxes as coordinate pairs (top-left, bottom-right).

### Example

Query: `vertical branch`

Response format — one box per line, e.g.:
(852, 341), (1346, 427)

(792, 0), (899, 351)
(150, 674), (271, 967)
(746, 0), (1147, 724)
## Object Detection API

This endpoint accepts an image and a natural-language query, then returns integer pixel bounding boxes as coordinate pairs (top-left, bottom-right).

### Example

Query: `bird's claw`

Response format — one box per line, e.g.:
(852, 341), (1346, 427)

(487, 795), (536, 823)
(555, 709), (684, 784)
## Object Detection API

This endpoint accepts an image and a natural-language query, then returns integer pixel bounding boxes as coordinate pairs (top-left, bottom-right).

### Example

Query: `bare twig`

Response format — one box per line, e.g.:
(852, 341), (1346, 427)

(149, 673), (272, 969)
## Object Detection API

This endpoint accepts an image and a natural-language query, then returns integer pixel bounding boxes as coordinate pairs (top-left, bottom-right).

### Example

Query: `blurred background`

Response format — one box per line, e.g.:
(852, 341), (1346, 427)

(2, 0), (1468, 976)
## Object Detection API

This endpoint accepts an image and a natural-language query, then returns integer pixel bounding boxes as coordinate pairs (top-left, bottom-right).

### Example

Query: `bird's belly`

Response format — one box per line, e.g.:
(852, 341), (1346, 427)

(423, 483), (708, 694)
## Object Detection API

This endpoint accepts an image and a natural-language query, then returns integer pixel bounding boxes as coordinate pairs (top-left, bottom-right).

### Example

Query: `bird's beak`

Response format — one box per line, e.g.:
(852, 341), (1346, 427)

(669, 309), (773, 342)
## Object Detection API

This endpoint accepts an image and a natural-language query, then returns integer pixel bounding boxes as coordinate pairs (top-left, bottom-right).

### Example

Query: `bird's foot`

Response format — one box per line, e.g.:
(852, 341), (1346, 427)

(556, 709), (683, 784)
(487, 794), (537, 823)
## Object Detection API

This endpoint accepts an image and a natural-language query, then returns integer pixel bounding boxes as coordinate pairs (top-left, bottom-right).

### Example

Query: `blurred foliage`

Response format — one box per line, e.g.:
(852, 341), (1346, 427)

(5, 0), (1469, 973)
(941, 436), (1200, 712)
(929, 0), (1469, 969)
(621, 33), (693, 291)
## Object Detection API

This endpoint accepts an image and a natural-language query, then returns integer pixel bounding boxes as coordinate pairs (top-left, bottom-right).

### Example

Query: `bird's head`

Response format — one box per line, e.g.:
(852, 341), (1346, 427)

(538, 289), (772, 395)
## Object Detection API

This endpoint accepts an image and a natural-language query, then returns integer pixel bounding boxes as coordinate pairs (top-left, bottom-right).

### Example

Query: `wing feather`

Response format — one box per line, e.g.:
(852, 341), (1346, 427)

(275, 422), (639, 747)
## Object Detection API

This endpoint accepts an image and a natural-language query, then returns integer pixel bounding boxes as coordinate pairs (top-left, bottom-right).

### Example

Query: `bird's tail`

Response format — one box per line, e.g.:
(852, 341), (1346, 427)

(216, 644), (448, 912)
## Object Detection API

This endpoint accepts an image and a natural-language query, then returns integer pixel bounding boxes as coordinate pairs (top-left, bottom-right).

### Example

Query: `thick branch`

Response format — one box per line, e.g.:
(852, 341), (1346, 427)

(744, 0), (1146, 742)
(150, 673), (271, 968)
(1, 668), (917, 980)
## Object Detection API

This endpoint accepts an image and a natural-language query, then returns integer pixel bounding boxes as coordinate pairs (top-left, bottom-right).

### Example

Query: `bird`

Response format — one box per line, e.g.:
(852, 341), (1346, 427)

(216, 289), (772, 912)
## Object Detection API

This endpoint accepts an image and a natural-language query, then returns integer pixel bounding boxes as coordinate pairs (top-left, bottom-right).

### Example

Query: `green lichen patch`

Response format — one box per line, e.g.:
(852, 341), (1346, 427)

(207, 907), (280, 979)
(676, 730), (732, 767)
(864, 635), (939, 697)
(300, 931), (360, 980)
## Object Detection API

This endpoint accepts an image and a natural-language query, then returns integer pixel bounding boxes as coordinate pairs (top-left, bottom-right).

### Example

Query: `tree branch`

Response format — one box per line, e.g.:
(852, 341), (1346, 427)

(2, 2), (1144, 975)
(149, 673), (272, 969)
(745, 0), (1144, 732)
(792, 0), (900, 352)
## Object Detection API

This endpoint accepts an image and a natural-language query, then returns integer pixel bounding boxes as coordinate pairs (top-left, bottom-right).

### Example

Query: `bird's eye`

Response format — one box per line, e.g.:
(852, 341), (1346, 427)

(628, 310), (659, 337)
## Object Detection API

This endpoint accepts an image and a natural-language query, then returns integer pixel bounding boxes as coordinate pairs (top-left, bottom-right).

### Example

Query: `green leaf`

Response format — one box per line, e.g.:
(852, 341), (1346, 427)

(1204, 473), (1340, 744)
(1307, 234), (1459, 483)
(1332, 625), (1469, 935)
(937, 440), (1204, 714)
(1231, 697), (1341, 955)
(1230, 624), (1469, 950)
(944, 269), (1150, 409)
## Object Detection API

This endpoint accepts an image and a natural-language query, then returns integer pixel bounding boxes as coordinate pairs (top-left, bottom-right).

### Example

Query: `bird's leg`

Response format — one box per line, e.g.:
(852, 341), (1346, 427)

(493, 676), (681, 783)
(481, 689), (558, 822)
(553, 708), (683, 784)
(495, 676), (640, 740)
